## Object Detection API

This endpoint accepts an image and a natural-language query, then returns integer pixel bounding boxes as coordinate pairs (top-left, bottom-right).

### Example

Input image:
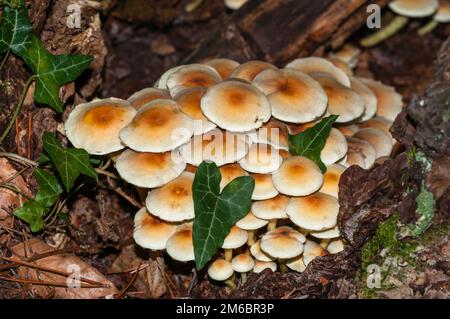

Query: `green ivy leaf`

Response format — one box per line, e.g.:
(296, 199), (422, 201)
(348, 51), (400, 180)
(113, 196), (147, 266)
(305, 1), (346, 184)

(288, 115), (338, 172)
(34, 167), (63, 207)
(192, 161), (254, 270)
(0, 6), (33, 56)
(14, 200), (46, 232)
(0, 6), (92, 112)
(42, 132), (97, 191)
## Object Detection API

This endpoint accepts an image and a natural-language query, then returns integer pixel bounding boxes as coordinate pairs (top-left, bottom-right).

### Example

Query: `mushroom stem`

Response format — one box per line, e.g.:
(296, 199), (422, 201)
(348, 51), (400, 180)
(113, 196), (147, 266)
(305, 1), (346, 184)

(418, 20), (439, 35)
(225, 274), (236, 289)
(241, 272), (248, 285)
(360, 16), (409, 47)
(246, 230), (255, 247)
(267, 219), (277, 231)
(279, 262), (289, 274)
(224, 249), (233, 262)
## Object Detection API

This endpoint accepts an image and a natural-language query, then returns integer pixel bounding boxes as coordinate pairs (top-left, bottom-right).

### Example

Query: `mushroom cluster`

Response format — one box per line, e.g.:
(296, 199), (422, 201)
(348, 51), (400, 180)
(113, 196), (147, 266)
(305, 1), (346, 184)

(64, 55), (402, 285)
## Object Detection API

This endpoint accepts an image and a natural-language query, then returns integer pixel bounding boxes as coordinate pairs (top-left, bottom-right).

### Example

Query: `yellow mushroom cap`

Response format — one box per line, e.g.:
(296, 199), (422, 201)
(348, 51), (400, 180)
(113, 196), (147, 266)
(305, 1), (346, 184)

(166, 64), (222, 96)
(222, 225), (248, 249)
(219, 163), (249, 191)
(231, 254), (255, 273)
(351, 77), (378, 122)
(337, 124), (359, 137)
(250, 119), (290, 150)
(346, 136), (377, 169)
(360, 78), (403, 122)
(353, 128), (393, 158)
(250, 173), (279, 200)
(321, 128), (348, 165)
(328, 44), (361, 68)
(434, 0), (450, 22)
(389, 0), (439, 17)
(145, 172), (195, 222)
(65, 98), (136, 155)
(253, 260), (277, 273)
(174, 87), (217, 135)
(252, 68), (328, 123)
(180, 129), (250, 166)
(133, 207), (177, 250)
(208, 259), (234, 281)
(327, 239), (345, 254)
(238, 143), (283, 174)
(344, 149), (366, 168)
(236, 211), (269, 230)
(229, 60), (277, 82)
(156, 65), (184, 89)
(127, 88), (171, 110)
(286, 192), (339, 231)
(310, 226), (341, 239)
(303, 240), (328, 266)
(285, 57), (351, 87)
(115, 149), (185, 188)
(204, 58), (240, 79)
(260, 226), (306, 259)
(120, 99), (194, 153)
(286, 256), (306, 273)
(313, 74), (365, 123)
(250, 240), (274, 262)
(251, 194), (289, 220)
(358, 116), (393, 140)
(319, 164), (346, 198)
(165, 224), (195, 262)
(272, 156), (324, 196)
(200, 80), (271, 132)
(327, 57), (353, 77)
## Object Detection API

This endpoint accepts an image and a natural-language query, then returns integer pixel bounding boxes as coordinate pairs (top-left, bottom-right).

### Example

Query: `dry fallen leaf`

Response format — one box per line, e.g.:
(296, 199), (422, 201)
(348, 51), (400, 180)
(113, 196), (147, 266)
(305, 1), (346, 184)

(10, 238), (118, 299)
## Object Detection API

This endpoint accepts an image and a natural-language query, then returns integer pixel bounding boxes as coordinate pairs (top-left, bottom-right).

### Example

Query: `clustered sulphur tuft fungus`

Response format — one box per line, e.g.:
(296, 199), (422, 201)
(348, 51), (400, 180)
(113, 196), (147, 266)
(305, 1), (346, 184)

(64, 53), (403, 286)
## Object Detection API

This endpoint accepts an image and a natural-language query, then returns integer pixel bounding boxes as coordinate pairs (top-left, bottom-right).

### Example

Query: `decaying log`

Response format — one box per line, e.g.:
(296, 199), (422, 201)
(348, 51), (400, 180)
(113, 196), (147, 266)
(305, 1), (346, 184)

(184, 0), (390, 65)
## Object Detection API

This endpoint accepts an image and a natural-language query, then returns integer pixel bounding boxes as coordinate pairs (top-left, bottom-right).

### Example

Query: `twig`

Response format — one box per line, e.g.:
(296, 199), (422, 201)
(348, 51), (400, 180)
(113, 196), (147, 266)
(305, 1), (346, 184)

(0, 275), (106, 288)
(0, 183), (31, 199)
(0, 76), (35, 145)
(0, 256), (108, 287)
(0, 152), (38, 166)
(106, 177), (142, 208)
(95, 168), (119, 179)
(115, 262), (142, 299)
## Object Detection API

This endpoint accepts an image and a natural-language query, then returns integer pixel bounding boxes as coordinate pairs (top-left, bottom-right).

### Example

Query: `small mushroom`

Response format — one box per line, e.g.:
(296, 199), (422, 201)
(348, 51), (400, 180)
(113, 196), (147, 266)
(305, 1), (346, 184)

(231, 253), (254, 284)
(133, 207), (177, 250)
(204, 58), (240, 79)
(250, 119), (290, 150)
(286, 256), (306, 273)
(200, 80), (271, 132)
(145, 172), (195, 222)
(327, 57), (353, 77)
(312, 73), (365, 123)
(353, 128), (393, 158)
(65, 98), (136, 155)
(127, 88), (171, 110)
(327, 239), (345, 254)
(250, 173), (279, 200)
(319, 164), (346, 199)
(253, 260), (277, 273)
(350, 77), (378, 122)
(358, 116), (394, 142)
(321, 128), (348, 165)
(208, 259), (235, 288)
(285, 57), (351, 87)
(180, 129), (250, 166)
(165, 224), (195, 262)
(303, 240), (328, 266)
(346, 136), (377, 169)
(272, 156), (324, 196)
(360, 78), (403, 122)
(260, 226), (306, 259)
(222, 225), (248, 261)
(236, 211), (269, 246)
(286, 192), (339, 231)
(224, 0), (248, 10)
(252, 68), (328, 123)
(174, 88), (217, 135)
(336, 124), (359, 137)
(328, 44), (361, 68)
(252, 194), (289, 231)
(419, 0), (450, 34)
(238, 143), (283, 174)
(120, 99), (194, 153)
(310, 226), (340, 240)
(166, 64), (222, 96)
(229, 60), (277, 82)
(219, 163), (249, 191)
(250, 240), (274, 262)
(115, 149), (185, 188)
